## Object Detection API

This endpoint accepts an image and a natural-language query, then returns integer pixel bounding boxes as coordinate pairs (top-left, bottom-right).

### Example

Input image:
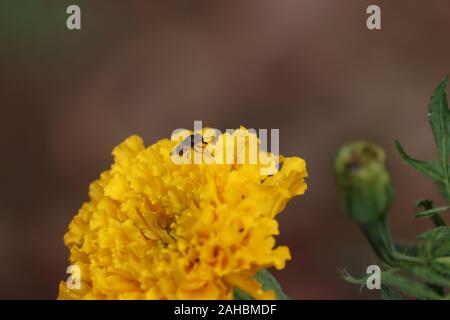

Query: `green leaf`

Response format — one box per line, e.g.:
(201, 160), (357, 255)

(381, 269), (443, 300)
(394, 243), (419, 256)
(414, 199), (447, 227)
(340, 269), (370, 295)
(415, 206), (450, 218)
(419, 226), (450, 242)
(434, 257), (450, 264)
(434, 239), (450, 257)
(415, 199), (434, 210)
(380, 286), (402, 300)
(428, 76), (450, 179)
(233, 269), (290, 300)
(433, 257), (450, 274)
(395, 141), (443, 182)
(410, 266), (450, 288)
(418, 226), (450, 259)
(340, 269), (367, 286)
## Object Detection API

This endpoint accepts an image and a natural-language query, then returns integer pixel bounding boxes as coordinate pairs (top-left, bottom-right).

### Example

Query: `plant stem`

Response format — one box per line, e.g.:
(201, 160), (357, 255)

(431, 214), (447, 227)
(361, 221), (397, 266)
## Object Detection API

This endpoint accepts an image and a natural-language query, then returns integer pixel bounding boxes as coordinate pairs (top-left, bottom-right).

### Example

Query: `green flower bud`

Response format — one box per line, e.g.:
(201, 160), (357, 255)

(334, 141), (393, 225)
(335, 141), (397, 266)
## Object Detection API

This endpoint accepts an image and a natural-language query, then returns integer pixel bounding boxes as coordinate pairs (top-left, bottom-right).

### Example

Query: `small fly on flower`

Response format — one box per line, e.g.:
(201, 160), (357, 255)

(171, 133), (213, 157)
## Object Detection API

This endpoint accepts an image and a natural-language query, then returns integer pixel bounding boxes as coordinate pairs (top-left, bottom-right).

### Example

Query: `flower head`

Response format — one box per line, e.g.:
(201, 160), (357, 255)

(58, 128), (307, 299)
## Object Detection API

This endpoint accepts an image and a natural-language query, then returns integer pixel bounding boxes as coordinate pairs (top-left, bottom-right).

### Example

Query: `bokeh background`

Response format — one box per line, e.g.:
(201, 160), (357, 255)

(1, 0), (450, 299)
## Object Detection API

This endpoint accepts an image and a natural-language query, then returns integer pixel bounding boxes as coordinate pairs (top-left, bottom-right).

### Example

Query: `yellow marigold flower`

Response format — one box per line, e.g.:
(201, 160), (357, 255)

(58, 128), (307, 300)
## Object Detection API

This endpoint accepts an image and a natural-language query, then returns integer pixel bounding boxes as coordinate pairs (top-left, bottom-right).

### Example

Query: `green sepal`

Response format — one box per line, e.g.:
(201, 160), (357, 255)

(233, 269), (290, 300)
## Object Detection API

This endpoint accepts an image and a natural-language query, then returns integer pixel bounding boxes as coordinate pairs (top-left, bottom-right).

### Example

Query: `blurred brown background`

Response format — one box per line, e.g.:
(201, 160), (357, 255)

(1, 0), (450, 299)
